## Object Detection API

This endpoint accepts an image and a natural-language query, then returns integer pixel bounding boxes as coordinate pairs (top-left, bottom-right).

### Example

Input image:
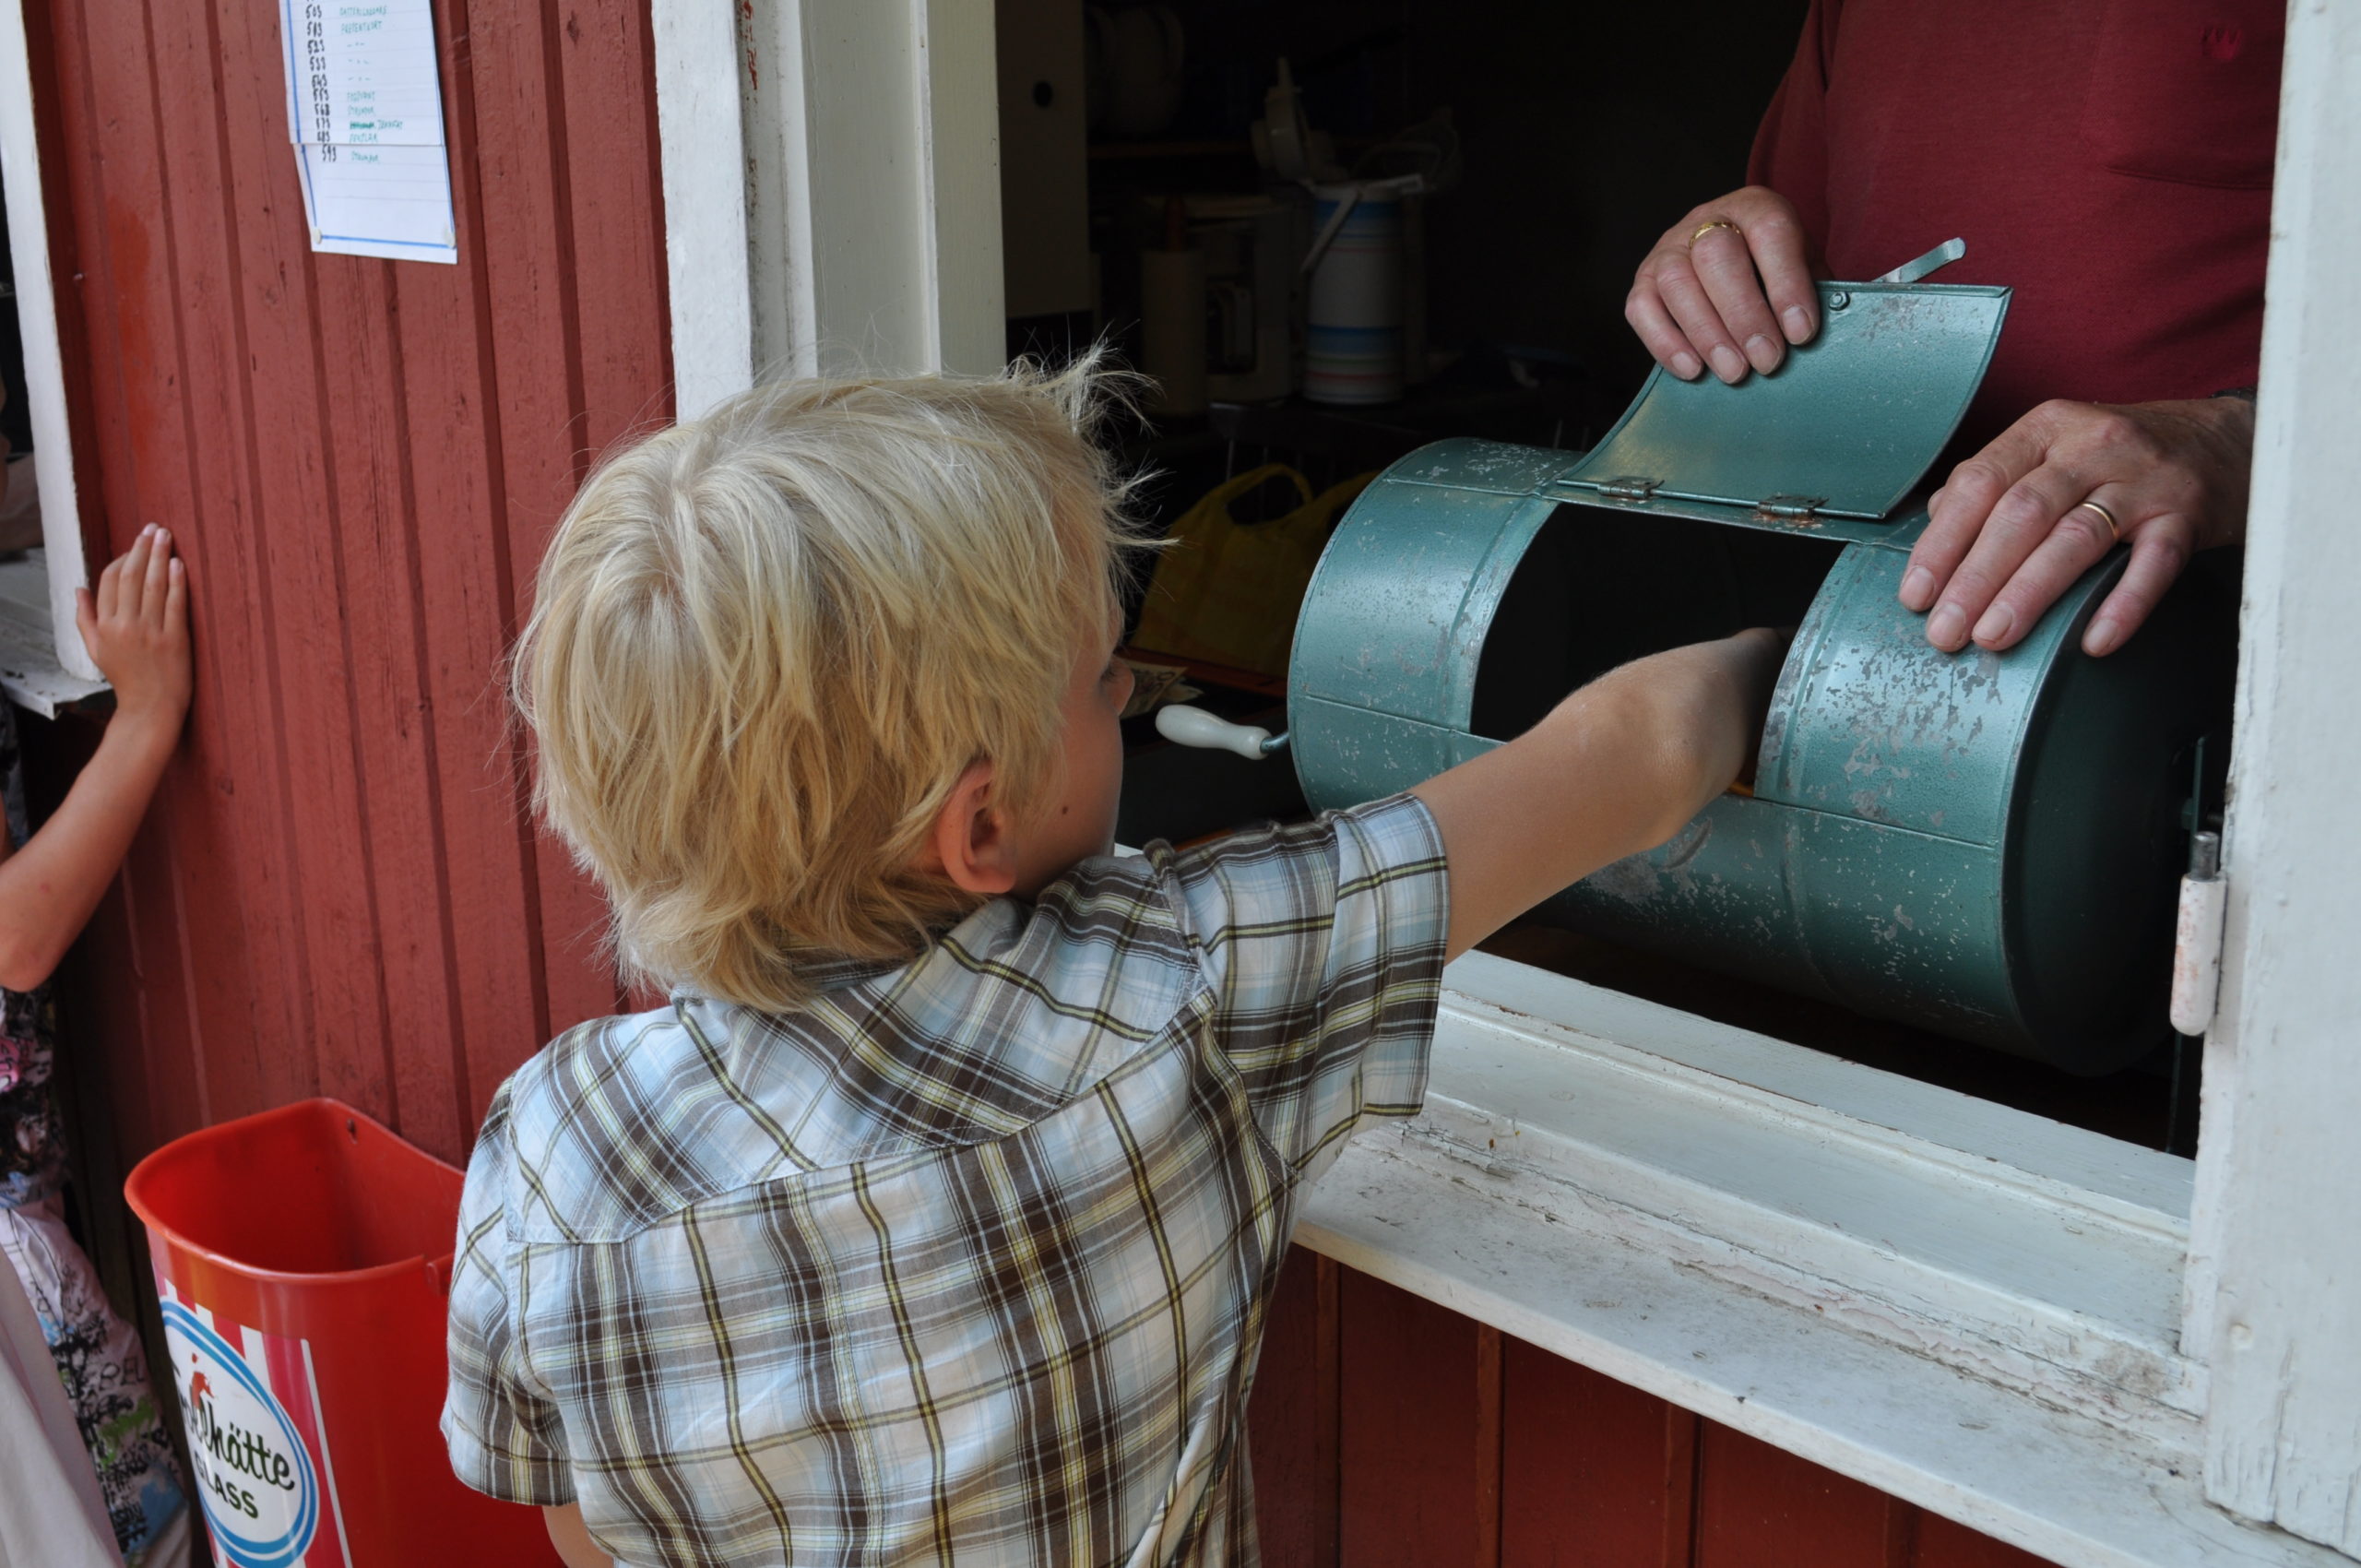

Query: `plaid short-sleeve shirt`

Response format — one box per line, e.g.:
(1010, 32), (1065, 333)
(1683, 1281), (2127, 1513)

(443, 794), (1449, 1568)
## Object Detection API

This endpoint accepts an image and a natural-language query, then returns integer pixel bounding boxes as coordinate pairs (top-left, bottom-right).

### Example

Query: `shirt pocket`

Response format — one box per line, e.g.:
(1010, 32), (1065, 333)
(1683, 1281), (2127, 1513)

(2078, 0), (2283, 189)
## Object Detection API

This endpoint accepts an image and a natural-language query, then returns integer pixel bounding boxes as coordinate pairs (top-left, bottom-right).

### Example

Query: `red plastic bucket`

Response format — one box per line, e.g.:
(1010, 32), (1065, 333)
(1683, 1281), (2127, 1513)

(124, 1098), (558, 1568)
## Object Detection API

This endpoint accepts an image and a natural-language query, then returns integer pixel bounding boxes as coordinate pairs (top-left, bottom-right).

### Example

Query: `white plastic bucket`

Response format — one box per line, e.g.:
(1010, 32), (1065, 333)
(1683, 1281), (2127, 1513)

(1304, 184), (1403, 406)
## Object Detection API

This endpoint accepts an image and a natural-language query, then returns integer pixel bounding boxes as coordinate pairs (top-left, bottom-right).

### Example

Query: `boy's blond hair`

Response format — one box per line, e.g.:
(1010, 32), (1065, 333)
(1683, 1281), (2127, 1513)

(516, 357), (1144, 1011)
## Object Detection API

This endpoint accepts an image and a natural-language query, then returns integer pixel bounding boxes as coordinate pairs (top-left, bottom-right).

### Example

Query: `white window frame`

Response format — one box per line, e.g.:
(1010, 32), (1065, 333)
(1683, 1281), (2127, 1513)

(652, 6), (2361, 1564)
(0, 0), (102, 712)
(654, 0), (1003, 420)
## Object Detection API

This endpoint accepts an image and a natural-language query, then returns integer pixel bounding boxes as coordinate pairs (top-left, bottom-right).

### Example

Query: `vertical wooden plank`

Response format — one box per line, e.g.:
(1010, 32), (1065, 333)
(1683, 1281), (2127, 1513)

(367, 0), (579, 1153)
(1662, 1406), (1700, 1568)
(289, 0), (585, 1156)
(1912, 1512), (2057, 1568)
(1476, 1324), (1504, 1566)
(556, 0), (672, 448)
(1339, 1265), (1492, 1567)
(1884, 1499), (1918, 1566)
(1314, 1253), (1343, 1567)
(1248, 1246), (1334, 1567)
(189, 0), (391, 1133)
(185, 0), (398, 1124)
(302, 246), (481, 1154)
(1694, 1422), (1895, 1568)
(1501, 1338), (1693, 1568)
(383, 251), (547, 1159)
(169, 0), (346, 1130)
(441, 0), (619, 1064)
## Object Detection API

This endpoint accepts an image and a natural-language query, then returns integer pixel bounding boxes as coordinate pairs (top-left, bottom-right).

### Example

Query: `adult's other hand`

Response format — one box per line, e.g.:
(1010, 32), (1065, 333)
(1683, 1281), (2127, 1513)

(1626, 186), (1821, 385)
(1900, 397), (2254, 658)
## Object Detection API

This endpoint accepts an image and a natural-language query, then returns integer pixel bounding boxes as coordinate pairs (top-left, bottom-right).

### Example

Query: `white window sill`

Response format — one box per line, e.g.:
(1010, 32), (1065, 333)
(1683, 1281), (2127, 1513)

(1299, 952), (2341, 1568)
(0, 551), (105, 717)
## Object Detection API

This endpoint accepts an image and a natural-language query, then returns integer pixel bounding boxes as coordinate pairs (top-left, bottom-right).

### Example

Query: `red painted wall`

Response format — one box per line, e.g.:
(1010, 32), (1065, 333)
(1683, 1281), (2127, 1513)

(21, 4), (2062, 1562)
(30, 0), (663, 1174)
(1250, 1251), (2061, 1568)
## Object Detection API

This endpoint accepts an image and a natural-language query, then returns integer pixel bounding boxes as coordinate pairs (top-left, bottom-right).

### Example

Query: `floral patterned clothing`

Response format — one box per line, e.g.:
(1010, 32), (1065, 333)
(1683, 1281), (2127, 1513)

(0, 699), (188, 1563)
(0, 699), (65, 1208)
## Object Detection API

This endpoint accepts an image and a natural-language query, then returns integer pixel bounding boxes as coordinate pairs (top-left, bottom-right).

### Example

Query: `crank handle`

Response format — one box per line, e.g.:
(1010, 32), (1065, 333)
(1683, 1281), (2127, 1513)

(1155, 706), (1291, 761)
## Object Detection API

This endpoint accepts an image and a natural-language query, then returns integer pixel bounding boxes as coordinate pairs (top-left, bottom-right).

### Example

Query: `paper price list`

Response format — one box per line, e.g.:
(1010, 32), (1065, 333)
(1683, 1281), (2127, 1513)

(291, 0), (445, 148)
(279, 0), (457, 261)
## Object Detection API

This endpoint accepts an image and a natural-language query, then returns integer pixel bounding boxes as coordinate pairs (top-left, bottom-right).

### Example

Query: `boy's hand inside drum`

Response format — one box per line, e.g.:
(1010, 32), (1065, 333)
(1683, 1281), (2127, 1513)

(1413, 627), (1791, 961)
(1732, 624), (1793, 790)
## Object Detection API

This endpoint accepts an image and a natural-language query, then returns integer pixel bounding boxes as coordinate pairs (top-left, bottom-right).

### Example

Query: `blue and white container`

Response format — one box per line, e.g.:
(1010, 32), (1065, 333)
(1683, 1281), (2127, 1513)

(1304, 184), (1404, 405)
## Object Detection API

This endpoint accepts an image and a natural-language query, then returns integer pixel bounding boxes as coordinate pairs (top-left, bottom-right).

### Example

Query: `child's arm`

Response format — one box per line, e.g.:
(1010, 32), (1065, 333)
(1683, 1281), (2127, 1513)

(0, 525), (189, 991)
(1412, 628), (1785, 961)
(544, 1504), (615, 1568)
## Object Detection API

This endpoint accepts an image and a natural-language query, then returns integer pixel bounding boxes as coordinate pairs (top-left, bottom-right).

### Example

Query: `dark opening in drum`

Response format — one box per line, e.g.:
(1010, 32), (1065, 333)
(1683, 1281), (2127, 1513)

(1469, 504), (1847, 742)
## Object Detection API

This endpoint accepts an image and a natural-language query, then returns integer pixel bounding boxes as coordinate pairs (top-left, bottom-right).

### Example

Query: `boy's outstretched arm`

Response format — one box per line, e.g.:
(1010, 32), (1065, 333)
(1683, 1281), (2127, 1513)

(0, 524), (189, 992)
(1412, 628), (1786, 962)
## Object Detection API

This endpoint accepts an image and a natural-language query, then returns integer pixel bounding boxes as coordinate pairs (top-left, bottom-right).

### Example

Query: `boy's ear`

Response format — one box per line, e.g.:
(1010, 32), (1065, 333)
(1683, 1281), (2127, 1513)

(929, 759), (1018, 897)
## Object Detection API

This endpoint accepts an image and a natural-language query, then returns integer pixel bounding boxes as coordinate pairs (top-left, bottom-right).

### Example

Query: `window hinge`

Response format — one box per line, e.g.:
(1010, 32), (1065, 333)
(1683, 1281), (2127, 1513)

(1754, 493), (1828, 522)
(2170, 831), (2227, 1036)
(1596, 475), (1662, 502)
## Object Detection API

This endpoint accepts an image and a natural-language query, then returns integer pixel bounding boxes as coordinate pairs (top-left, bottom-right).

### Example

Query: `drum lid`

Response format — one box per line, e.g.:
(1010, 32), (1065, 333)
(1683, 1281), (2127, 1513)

(1561, 279), (2010, 523)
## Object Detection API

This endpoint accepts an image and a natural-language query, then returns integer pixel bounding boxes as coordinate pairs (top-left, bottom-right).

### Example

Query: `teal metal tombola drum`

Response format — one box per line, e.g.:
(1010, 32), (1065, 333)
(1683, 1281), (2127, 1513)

(1284, 276), (2233, 1073)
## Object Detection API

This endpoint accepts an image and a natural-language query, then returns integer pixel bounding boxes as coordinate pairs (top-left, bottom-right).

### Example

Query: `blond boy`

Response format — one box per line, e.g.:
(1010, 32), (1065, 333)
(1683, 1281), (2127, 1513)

(443, 361), (1780, 1568)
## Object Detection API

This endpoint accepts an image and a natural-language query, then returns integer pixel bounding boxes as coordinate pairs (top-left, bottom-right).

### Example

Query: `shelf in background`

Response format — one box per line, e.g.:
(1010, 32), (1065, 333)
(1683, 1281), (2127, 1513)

(1088, 139), (1253, 160)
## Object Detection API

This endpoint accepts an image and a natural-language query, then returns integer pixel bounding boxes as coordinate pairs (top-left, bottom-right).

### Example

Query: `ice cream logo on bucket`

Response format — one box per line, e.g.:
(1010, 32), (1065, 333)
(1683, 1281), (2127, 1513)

(160, 1300), (320, 1568)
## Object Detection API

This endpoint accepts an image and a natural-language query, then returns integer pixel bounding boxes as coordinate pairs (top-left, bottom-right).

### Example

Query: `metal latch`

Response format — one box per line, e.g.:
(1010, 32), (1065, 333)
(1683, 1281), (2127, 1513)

(1754, 494), (1828, 522)
(2170, 831), (2227, 1037)
(1596, 475), (1662, 502)
(1874, 236), (1967, 286)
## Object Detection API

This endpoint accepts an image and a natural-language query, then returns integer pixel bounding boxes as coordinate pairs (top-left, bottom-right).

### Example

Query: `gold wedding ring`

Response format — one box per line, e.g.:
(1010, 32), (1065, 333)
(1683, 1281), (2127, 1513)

(1689, 219), (1741, 248)
(2070, 499), (2121, 541)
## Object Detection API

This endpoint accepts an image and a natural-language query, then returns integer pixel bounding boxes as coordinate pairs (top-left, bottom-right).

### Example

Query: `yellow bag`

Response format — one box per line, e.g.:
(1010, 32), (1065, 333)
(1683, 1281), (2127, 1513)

(1133, 464), (1374, 679)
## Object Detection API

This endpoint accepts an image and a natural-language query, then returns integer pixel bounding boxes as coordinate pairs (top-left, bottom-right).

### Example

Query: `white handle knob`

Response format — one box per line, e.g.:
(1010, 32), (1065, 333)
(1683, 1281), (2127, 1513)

(1156, 705), (1279, 761)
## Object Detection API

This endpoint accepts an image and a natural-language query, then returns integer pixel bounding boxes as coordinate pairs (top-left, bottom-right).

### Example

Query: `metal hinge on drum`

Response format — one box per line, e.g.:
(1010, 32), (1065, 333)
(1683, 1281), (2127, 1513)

(1754, 494), (1828, 522)
(1596, 475), (1662, 502)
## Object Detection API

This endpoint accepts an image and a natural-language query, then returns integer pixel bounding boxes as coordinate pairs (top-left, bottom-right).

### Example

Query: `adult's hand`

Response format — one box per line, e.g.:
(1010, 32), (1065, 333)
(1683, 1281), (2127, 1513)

(1900, 397), (2254, 658)
(1626, 186), (1822, 385)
